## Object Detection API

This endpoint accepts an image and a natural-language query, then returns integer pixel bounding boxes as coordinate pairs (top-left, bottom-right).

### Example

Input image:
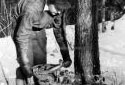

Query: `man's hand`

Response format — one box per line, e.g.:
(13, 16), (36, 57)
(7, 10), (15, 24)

(62, 60), (72, 68)
(21, 65), (33, 77)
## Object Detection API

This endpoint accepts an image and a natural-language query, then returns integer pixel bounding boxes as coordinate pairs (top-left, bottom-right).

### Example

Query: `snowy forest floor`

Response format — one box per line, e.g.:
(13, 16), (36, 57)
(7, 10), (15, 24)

(99, 14), (125, 85)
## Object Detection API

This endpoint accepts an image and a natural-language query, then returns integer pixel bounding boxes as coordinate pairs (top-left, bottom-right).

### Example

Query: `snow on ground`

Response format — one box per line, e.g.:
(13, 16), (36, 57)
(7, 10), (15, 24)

(0, 36), (19, 85)
(99, 14), (125, 84)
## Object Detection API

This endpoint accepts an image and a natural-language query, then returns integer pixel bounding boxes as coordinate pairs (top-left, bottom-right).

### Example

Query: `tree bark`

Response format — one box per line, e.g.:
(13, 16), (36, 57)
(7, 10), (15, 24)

(74, 0), (100, 84)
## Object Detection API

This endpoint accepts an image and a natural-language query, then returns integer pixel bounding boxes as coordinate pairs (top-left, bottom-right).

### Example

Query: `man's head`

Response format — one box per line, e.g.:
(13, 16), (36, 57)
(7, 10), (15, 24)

(47, 0), (71, 15)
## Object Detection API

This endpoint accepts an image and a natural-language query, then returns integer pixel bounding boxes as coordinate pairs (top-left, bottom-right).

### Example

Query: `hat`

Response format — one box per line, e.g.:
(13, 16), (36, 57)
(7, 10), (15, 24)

(47, 0), (71, 10)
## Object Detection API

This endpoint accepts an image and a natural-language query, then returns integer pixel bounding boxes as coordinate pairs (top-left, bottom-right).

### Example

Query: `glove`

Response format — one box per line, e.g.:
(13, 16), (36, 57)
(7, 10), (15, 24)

(21, 65), (33, 78)
(62, 60), (72, 68)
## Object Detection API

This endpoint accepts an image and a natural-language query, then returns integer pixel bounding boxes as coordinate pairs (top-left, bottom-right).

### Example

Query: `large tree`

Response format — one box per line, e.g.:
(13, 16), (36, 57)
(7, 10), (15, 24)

(74, 0), (100, 84)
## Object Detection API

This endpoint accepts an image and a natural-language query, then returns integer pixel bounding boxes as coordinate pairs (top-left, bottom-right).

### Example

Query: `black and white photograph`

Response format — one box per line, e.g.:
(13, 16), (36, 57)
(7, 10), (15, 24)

(0, 0), (125, 85)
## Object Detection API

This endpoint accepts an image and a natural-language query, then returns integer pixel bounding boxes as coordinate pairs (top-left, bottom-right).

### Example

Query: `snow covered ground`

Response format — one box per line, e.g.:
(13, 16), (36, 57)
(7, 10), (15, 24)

(0, 36), (18, 85)
(99, 14), (125, 84)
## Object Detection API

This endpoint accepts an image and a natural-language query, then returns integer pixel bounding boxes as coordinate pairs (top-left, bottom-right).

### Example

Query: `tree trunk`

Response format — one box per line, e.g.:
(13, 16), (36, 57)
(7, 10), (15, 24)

(74, 0), (100, 84)
(102, 0), (106, 32)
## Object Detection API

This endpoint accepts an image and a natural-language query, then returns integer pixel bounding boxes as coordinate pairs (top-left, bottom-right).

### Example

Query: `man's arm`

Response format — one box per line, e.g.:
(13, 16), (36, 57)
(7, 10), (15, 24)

(53, 12), (72, 68)
(15, 12), (33, 77)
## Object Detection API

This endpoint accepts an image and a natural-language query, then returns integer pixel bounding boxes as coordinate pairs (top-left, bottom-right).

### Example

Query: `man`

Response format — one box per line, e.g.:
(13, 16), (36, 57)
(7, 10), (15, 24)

(13, 0), (47, 85)
(14, 0), (72, 84)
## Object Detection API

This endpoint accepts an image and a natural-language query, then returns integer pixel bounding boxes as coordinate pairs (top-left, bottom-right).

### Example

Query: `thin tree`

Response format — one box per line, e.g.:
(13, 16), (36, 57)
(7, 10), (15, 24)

(102, 0), (106, 32)
(74, 0), (101, 84)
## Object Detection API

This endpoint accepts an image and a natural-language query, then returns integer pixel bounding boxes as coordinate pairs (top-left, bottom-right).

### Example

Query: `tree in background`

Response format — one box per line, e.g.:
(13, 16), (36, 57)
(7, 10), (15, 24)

(74, 0), (101, 84)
